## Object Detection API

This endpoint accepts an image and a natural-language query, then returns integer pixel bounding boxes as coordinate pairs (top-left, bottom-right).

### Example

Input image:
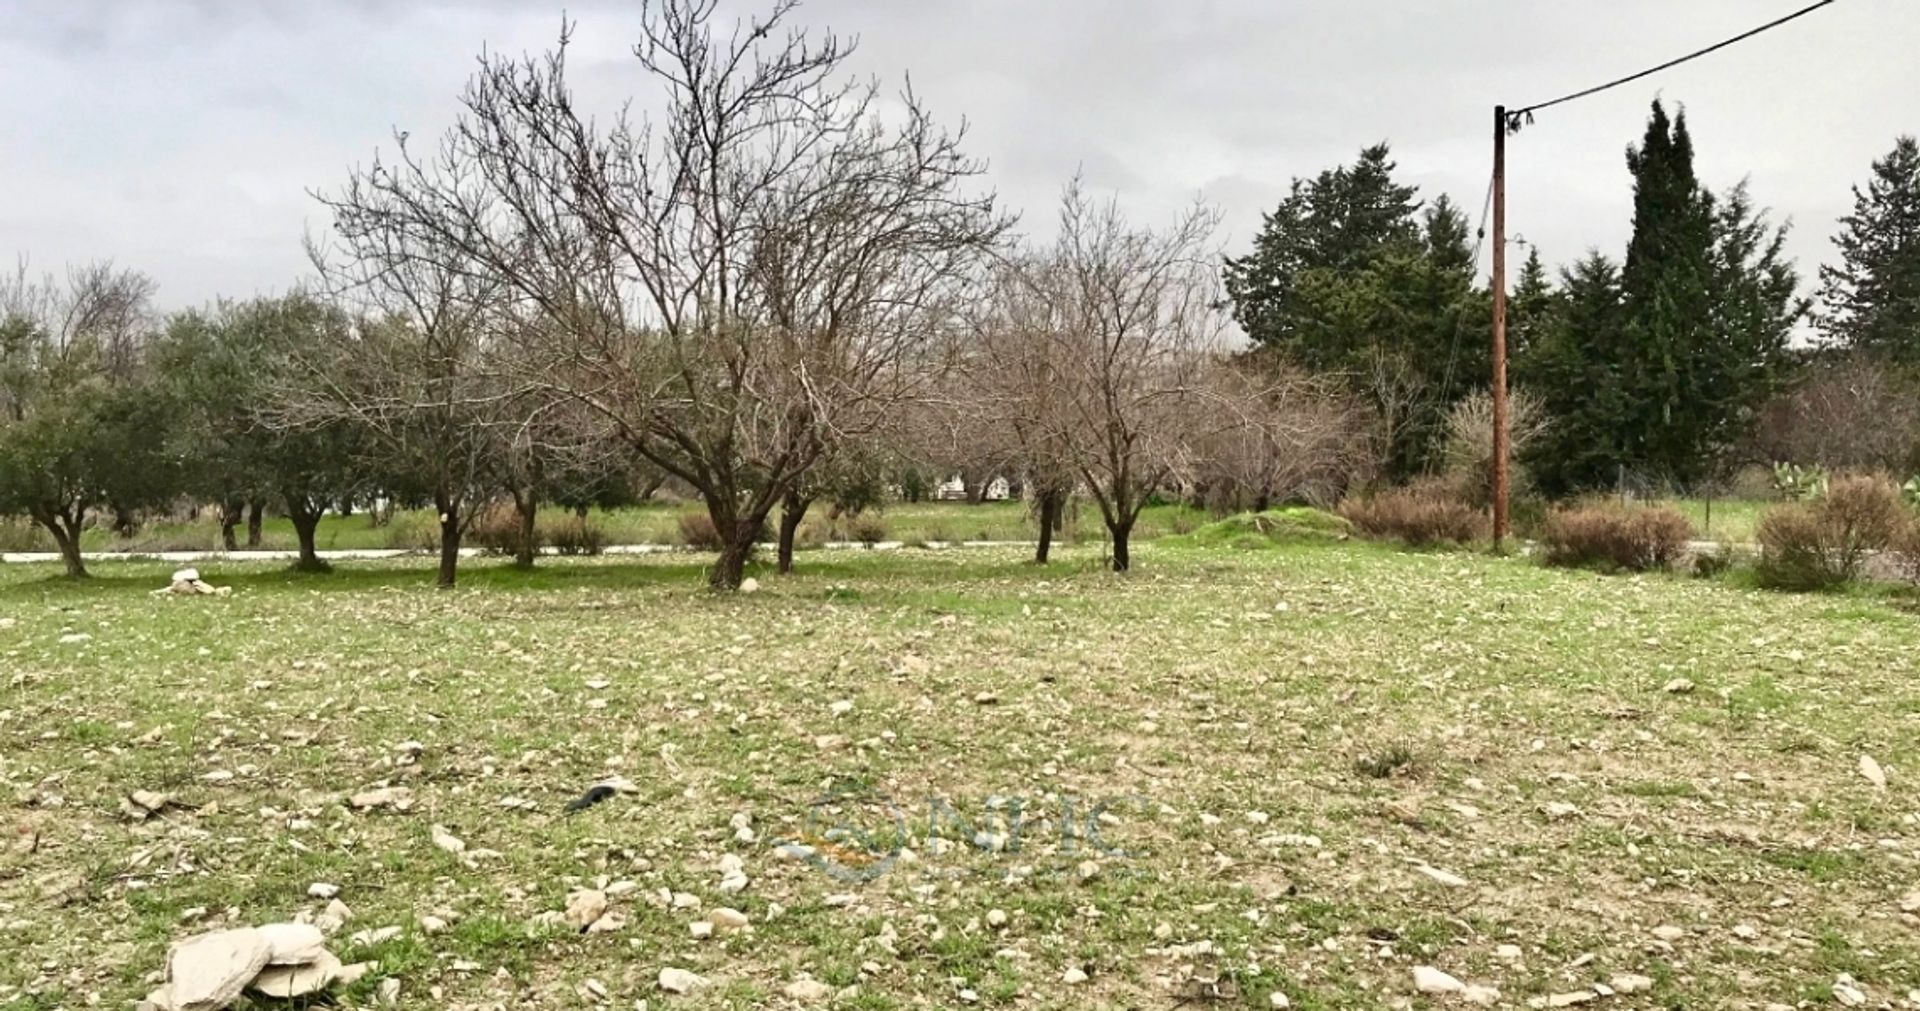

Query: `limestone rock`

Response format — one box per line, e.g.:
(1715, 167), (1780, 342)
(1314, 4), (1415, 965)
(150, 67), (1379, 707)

(565, 890), (610, 931)
(659, 967), (708, 994)
(256, 922), (326, 965)
(250, 950), (342, 998)
(784, 978), (834, 1001)
(1412, 966), (1464, 995)
(167, 928), (271, 1011)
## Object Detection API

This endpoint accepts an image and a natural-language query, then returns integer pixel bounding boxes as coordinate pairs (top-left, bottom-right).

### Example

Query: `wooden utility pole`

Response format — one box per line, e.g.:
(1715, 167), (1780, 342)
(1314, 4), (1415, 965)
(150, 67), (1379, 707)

(1490, 105), (1510, 550)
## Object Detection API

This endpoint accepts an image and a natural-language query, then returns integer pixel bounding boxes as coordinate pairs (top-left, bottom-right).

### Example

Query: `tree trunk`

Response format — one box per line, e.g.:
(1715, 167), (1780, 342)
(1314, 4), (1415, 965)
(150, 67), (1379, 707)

(30, 505), (87, 578)
(1034, 491), (1061, 565)
(574, 503), (589, 520)
(220, 498), (242, 552)
(288, 499), (327, 572)
(514, 490), (539, 569)
(111, 505), (138, 539)
(245, 500), (265, 548)
(436, 500), (462, 589)
(1109, 517), (1135, 573)
(777, 491), (812, 575)
(964, 474), (986, 505)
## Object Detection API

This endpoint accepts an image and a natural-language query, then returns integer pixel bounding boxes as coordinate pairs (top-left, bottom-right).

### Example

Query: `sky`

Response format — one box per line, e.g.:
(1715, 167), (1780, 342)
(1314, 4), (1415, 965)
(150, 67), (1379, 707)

(1, 0), (1913, 311)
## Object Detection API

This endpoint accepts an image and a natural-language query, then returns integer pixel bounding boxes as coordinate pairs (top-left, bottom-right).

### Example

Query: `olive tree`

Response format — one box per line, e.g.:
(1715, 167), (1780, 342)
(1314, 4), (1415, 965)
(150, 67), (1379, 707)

(0, 263), (173, 577)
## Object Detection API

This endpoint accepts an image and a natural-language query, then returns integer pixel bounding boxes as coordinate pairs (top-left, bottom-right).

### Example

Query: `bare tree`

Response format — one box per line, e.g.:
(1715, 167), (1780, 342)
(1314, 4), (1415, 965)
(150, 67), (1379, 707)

(289, 224), (506, 588)
(1025, 181), (1231, 572)
(1753, 354), (1920, 473)
(314, 0), (1007, 589)
(1188, 358), (1376, 513)
(0, 262), (167, 576)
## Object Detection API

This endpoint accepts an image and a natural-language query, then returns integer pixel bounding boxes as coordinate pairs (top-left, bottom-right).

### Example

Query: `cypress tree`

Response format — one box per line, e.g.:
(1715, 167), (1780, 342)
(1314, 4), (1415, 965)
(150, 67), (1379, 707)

(1818, 135), (1920, 362)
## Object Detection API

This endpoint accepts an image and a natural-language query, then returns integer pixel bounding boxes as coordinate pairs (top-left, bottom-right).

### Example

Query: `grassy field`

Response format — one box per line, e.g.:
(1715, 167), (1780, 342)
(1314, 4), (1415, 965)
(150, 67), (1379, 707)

(3, 541), (1918, 1009)
(0, 501), (1212, 556)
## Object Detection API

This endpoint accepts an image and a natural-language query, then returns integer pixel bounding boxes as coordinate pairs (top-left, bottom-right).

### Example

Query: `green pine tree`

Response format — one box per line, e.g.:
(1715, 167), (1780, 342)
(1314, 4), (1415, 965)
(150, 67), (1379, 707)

(1518, 252), (1629, 496)
(1817, 135), (1920, 362)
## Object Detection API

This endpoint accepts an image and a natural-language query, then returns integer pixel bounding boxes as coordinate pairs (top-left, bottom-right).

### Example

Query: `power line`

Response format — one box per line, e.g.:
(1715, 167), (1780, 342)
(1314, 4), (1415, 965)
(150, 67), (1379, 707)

(1506, 0), (1838, 126)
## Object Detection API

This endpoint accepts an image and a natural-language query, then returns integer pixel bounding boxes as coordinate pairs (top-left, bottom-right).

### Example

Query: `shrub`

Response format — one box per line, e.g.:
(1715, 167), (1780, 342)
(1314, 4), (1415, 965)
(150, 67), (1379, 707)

(468, 502), (541, 558)
(1336, 481), (1487, 547)
(1691, 541), (1737, 579)
(382, 512), (441, 551)
(0, 519), (53, 552)
(845, 513), (888, 546)
(546, 517), (606, 556)
(677, 512), (723, 550)
(1169, 507), (1353, 550)
(1755, 475), (1906, 590)
(1537, 504), (1692, 572)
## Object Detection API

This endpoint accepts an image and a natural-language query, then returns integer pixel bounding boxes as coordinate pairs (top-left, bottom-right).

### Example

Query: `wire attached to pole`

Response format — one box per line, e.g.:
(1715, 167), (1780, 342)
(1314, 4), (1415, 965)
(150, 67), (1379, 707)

(1505, 0), (1838, 130)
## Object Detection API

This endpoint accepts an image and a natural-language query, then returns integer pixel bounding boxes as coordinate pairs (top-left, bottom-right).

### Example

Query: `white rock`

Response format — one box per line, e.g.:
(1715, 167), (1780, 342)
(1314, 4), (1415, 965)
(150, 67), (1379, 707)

(376, 977), (400, 1006)
(256, 922), (326, 965)
(658, 967), (708, 994)
(172, 568), (200, 584)
(348, 786), (413, 811)
(830, 700), (854, 717)
(689, 921), (714, 939)
(1414, 864), (1468, 888)
(784, 978), (834, 1002)
(717, 853), (745, 874)
(1268, 993), (1292, 1009)
(1541, 802), (1581, 821)
(1663, 678), (1695, 694)
(985, 909), (1008, 929)
(1462, 985), (1501, 1006)
(565, 890), (610, 931)
(1834, 982), (1867, 1007)
(167, 928), (272, 1011)
(1413, 966), (1465, 995)
(1062, 967), (1088, 984)
(718, 869), (749, 894)
(417, 914), (449, 934)
(348, 926), (401, 946)
(1495, 944), (1524, 961)
(307, 882), (341, 900)
(1899, 890), (1920, 913)
(1610, 974), (1654, 994)
(1860, 755), (1888, 789)
(710, 907), (749, 932)
(738, 578), (760, 594)
(1651, 925), (1685, 942)
(430, 825), (465, 854)
(250, 950), (342, 998)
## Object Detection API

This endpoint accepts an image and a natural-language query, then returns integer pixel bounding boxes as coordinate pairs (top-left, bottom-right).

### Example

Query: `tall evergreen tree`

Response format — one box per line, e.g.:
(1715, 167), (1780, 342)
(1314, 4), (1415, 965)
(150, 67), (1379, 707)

(1818, 135), (1920, 361)
(1519, 253), (1630, 495)
(1224, 145), (1483, 477)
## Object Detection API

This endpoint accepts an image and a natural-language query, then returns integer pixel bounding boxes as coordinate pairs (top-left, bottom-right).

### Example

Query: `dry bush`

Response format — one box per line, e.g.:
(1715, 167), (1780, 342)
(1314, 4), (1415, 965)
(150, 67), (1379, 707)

(1442, 386), (1550, 507)
(1752, 356), (1920, 473)
(1336, 479), (1488, 547)
(546, 517), (606, 556)
(677, 513), (724, 550)
(1538, 504), (1692, 572)
(1755, 474), (1906, 590)
(468, 502), (541, 558)
(843, 513), (889, 545)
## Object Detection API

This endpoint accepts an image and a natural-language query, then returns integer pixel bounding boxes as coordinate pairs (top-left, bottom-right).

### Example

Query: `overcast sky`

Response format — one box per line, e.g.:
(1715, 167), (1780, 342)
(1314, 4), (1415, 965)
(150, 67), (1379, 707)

(2, 0), (1912, 311)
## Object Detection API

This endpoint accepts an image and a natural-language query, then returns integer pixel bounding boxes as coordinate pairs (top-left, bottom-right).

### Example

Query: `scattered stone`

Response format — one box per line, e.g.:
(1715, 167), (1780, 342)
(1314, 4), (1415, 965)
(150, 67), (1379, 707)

(1062, 967), (1088, 985)
(739, 578), (760, 594)
(1495, 944), (1523, 961)
(1899, 890), (1920, 913)
(347, 926), (401, 947)
(257, 923), (325, 965)
(718, 868), (749, 894)
(1541, 802), (1581, 821)
(1268, 993), (1292, 1010)
(784, 978), (833, 1002)
(1412, 966), (1465, 995)
(565, 890), (610, 931)
(126, 790), (176, 818)
(1610, 974), (1654, 994)
(1463, 985), (1501, 1006)
(1834, 978), (1867, 1007)
(1077, 859), (1101, 882)
(710, 907), (749, 932)
(376, 977), (400, 1006)
(348, 786), (413, 811)
(658, 967), (708, 994)
(830, 700), (853, 717)
(417, 914), (449, 934)
(250, 950), (342, 999)
(972, 692), (998, 705)
(1528, 992), (1597, 1008)
(1663, 678), (1695, 695)
(1732, 923), (1759, 940)
(430, 824), (465, 854)
(689, 921), (714, 939)
(586, 911), (628, 934)
(167, 928), (271, 1011)
(1650, 925), (1685, 943)
(1860, 755), (1888, 790)
(1414, 864), (1468, 888)
(986, 909), (1008, 929)
(58, 632), (92, 644)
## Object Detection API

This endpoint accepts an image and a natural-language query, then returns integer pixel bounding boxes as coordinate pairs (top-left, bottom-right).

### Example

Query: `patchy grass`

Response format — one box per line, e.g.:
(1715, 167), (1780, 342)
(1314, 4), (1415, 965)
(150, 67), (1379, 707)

(1165, 507), (1353, 551)
(2, 540), (1918, 1008)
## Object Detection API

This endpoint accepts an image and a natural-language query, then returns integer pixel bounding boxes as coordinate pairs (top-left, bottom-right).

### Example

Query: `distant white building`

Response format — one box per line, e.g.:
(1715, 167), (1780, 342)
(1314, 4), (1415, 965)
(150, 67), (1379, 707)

(934, 475), (1012, 501)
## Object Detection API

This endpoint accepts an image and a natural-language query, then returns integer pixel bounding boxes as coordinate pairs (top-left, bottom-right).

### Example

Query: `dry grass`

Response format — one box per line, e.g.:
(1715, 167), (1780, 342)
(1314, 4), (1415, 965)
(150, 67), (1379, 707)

(2, 543), (1918, 1009)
